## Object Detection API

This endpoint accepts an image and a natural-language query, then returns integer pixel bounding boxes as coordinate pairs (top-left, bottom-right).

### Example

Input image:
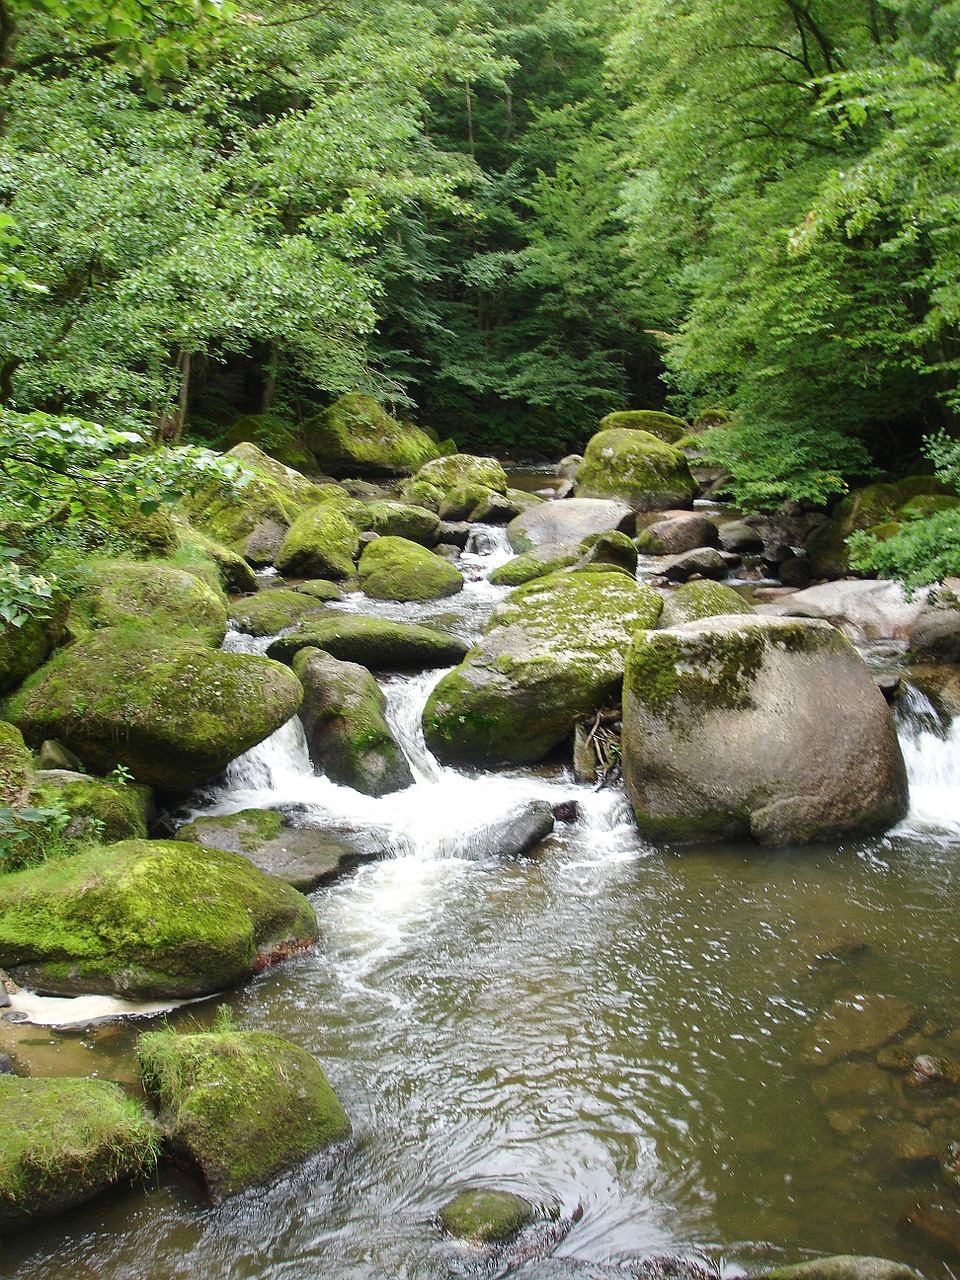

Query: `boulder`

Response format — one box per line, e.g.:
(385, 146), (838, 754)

(803, 992), (916, 1066)
(296, 579), (347, 602)
(597, 409), (688, 443)
(172, 519), (259, 594)
(29, 771), (151, 843)
(622, 616), (909, 846)
(484, 800), (555, 857)
(5, 629), (303, 792)
(228, 586), (334, 638)
(555, 454), (583, 479)
(575, 429), (697, 512)
(776, 580), (929, 640)
(717, 519), (764, 553)
(357, 536), (463, 602)
(76, 558), (228, 646)
(175, 809), (377, 891)
(275, 504), (360, 580)
(807, 477), (954, 578)
(661, 546), (732, 582)
(221, 412), (316, 473)
(0, 838), (317, 998)
(760, 1259), (922, 1280)
(507, 498), (634, 553)
(636, 512), (719, 556)
(366, 501), (441, 545)
(0, 721), (31, 805)
(137, 1027), (350, 1201)
(909, 595), (960, 662)
(0, 1076), (159, 1233)
(423, 572), (663, 768)
(293, 647), (413, 795)
(400, 454), (509, 514)
(488, 543), (580, 587)
(574, 530), (638, 575)
(268, 615), (469, 670)
(657, 581), (755, 629)
(0, 596), (68, 696)
(304, 393), (439, 476)
(438, 1187), (535, 1244)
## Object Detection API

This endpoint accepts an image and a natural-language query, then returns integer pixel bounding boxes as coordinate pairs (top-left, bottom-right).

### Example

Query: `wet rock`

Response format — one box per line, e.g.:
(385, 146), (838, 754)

(825, 1108), (871, 1136)
(489, 542), (580, 587)
(228, 586), (334, 637)
(805, 933), (872, 967)
(508, 498), (635, 553)
(875, 674), (902, 703)
(509, 1262), (630, 1280)
(718, 520), (764, 553)
(775, 581), (929, 641)
(661, 547), (734, 582)
(877, 1120), (940, 1173)
(804, 993), (916, 1067)
(899, 1201), (960, 1260)
(777, 553), (813, 589)
(552, 800), (580, 822)
(631, 1254), (719, 1280)
(905, 1053), (960, 1090)
(810, 1061), (896, 1110)
(268, 615), (469, 671)
(909, 598), (960, 663)
(438, 1188), (535, 1244)
(760, 1257), (923, 1280)
(438, 520), (472, 549)
(636, 513), (719, 556)
(485, 801), (555, 858)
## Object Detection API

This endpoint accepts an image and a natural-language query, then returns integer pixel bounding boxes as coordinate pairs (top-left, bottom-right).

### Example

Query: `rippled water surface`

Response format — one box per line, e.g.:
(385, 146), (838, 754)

(3, 530), (959, 1280)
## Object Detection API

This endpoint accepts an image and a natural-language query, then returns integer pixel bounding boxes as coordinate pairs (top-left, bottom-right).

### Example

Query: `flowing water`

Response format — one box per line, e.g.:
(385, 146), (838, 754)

(3, 532), (960, 1280)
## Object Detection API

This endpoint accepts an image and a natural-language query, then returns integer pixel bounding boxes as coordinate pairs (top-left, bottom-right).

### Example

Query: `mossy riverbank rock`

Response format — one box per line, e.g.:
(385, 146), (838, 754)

(488, 543), (580, 587)
(438, 1187), (536, 1244)
(0, 1075), (159, 1234)
(400, 454), (509, 515)
(366, 500), (442, 545)
(636, 511), (719, 556)
(228, 586), (335, 638)
(5, 629), (303, 792)
(172, 519), (259, 594)
(275, 504), (360, 581)
(137, 1027), (350, 1201)
(759, 1257), (922, 1280)
(575, 428), (697, 512)
(305, 393), (439, 476)
(0, 838), (317, 998)
(622, 616), (908, 847)
(75, 558), (228, 646)
(222, 412), (317, 473)
(0, 596), (68, 696)
(657, 580), (755, 629)
(293, 647), (413, 795)
(358, 536), (463, 602)
(423, 572), (663, 768)
(29, 770), (151, 844)
(0, 721), (31, 804)
(507, 498), (634, 553)
(598, 409), (688, 444)
(268, 615), (469, 671)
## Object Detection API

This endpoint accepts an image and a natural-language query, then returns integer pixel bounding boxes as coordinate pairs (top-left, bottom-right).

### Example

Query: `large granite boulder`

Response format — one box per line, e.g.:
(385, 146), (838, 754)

(75, 558), (228, 646)
(268, 615), (469, 670)
(657, 580), (755, 629)
(775, 579), (929, 640)
(275, 503), (360, 580)
(636, 512), (719, 556)
(228, 586), (337, 637)
(293, 647), (413, 795)
(366, 500), (442, 545)
(423, 571), (663, 767)
(0, 595), (68, 696)
(0, 838), (317, 997)
(597, 409), (688, 443)
(507, 498), (634, 553)
(0, 1076), (159, 1233)
(357, 535), (463, 602)
(172, 519), (259, 594)
(400, 454), (509, 516)
(575, 428), (697, 512)
(138, 1026), (350, 1201)
(5, 629), (302, 792)
(622, 615), (908, 846)
(304, 392), (439, 476)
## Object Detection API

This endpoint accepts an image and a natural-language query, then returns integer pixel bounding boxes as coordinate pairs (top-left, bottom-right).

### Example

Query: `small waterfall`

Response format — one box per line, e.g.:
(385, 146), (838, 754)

(461, 522), (513, 575)
(895, 684), (960, 833)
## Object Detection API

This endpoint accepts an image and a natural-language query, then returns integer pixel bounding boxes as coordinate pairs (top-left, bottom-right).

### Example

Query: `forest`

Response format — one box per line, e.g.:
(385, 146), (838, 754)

(1, 0), (959, 600)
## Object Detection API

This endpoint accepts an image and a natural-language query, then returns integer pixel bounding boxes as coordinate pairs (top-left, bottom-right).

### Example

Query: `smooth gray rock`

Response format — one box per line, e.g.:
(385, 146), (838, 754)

(507, 498), (634, 553)
(775, 580), (929, 640)
(637, 512), (719, 556)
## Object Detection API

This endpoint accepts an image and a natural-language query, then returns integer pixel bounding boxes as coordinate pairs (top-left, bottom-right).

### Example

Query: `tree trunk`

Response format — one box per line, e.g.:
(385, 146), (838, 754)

(465, 83), (475, 157)
(261, 342), (278, 413)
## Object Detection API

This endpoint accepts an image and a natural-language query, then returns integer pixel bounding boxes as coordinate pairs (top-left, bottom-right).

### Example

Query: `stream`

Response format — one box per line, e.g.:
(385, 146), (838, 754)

(2, 526), (959, 1280)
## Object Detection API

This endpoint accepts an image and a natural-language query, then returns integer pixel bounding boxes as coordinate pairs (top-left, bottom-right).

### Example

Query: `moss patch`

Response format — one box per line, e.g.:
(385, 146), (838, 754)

(137, 1027), (350, 1201)
(358, 536), (463, 602)
(229, 587), (331, 637)
(488, 544), (579, 587)
(304, 393), (439, 477)
(0, 596), (69, 697)
(0, 721), (31, 804)
(275, 505), (360, 581)
(438, 1188), (535, 1244)
(29, 774), (151, 844)
(576, 429), (696, 511)
(74, 558), (228, 646)
(598, 409), (687, 443)
(399, 454), (508, 513)
(268, 615), (469, 670)
(658, 580), (755, 629)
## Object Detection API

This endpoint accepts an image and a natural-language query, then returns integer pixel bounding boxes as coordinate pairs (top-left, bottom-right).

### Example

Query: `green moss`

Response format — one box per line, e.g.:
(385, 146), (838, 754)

(29, 775), (150, 844)
(171, 521), (260, 594)
(658, 580), (755, 629)
(295, 579), (344, 602)
(0, 838), (317, 998)
(275, 505), (360, 580)
(268, 615), (469, 669)
(809, 477), (958, 577)
(222, 413), (317, 473)
(358, 536), (463, 602)
(488, 546), (579, 586)
(438, 1188), (535, 1244)
(74, 558), (228, 646)
(304, 393), (439, 477)
(576, 429), (696, 511)
(598, 409), (688, 443)
(0, 596), (69, 697)
(366, 501), (441, 545)
(399, 454), (508, 512)
(229, 587), (331, 637)
(0, 1076), (159, 1232)
(0, 721), (31, 804)
(174, 808), (285, 854)
(137, 1027), (350, 1200)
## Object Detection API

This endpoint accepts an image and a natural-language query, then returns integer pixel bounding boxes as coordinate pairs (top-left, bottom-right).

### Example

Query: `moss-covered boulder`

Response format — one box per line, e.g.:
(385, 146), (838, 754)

(138, 1026), (350, 1202)
(400, 454), (509, 514)
(181, 442), (324, 565)
(275, 504), (360, 581)
(658, 581), (755, 629)
(423, 572), (663, 768)
(296, 579), (346, 603)
(760, 1258), (921, 1280)
(0, 596), (68, 696)
(575, 428), (697, 512)
(574, 530), (638, 575)
(507, 497), (634, 553)
(268, 615), (469, 670)
(438, 1188), (535, 1244)
(366, 500), (442, 545)
(228, 587), (333, 638)
(29, 771), (151, 843)
(222, 412), (317, 474)
(172, 519), (259, 594)
(304, 393), (439, 477)
(807, 477), (955, 579)
(598, 409), (688, 444)
(488, 543), (580, 587)
(293, 647), (413, 796)
(357, 536), (463, 602)
(0, 838), (317, 997)
(5, 629), (303, 792)
(0, 1076), (159, 1233)
(622, 616), (908, 846)
(0, 721), (31, 804)
(75, 559), (228, 646)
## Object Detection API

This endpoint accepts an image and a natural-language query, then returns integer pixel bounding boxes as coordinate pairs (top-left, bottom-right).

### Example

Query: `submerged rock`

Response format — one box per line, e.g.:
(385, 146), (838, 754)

(0, 1075), (159, 1233)
(268, 615), (468, 671)
(137, 1027), (350, 1201)
(0, 839), (317, 998)
(803, 992), (916, 1066)
(759, 1258), (923, 1280)
(622, 616), (908, 846)
(438, 1188), (535, 1244)
(899, 1202), (960, 1261)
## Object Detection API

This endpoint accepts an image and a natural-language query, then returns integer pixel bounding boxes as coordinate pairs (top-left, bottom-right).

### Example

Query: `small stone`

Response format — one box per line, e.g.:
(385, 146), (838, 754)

(906, 1053), (960, 1090)
(552, 801), (580, 822)
(438, 1188), (535, 1245)
(804, 993), (916, 1067)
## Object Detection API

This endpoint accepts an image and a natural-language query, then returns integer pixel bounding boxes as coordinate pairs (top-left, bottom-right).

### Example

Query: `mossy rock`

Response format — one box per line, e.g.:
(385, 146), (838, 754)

(0, 595), (69, 697)
(222, 413), (317, 474)
(5, 628), (303, 792)
(438, 1188), (535, 1244)
(423, 572), (663, 768)
(808, 477), (956, 578)
(228, 587), (332, 638)
(400, 454), (509, 513)
(358, 536), (463, 602)
(900, 493), (960, 520)
(0, 1075), (159, 1233)
(488, 543), (580, 587)
(275, 505), (360, 581)
(137, 1027), (350, 1202)
(74, 559), (228, 646)
(304, 393), (439, 477)
(576, 428), (697, 512)
(0, 721), (31, 805)
(365, 500), (442, 545)
(0, 838), (318, 998)
(598, 409), (688, 444)
(658, 581), (756, 629)
(268, 615), (469, 671)
(762, 1257), (922, 1280)
(295, 579), (345, 603)
(172, 519), (259, 594)
(574, 530), (638, 574)
(309, 483), (373, 528)
(293, 647), (413, 796)
(29, 772), (151, 844)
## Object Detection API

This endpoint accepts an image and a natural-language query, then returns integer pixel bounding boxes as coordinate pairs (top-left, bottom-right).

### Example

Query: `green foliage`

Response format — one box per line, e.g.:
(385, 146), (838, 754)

(0, 799), (71, 869)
